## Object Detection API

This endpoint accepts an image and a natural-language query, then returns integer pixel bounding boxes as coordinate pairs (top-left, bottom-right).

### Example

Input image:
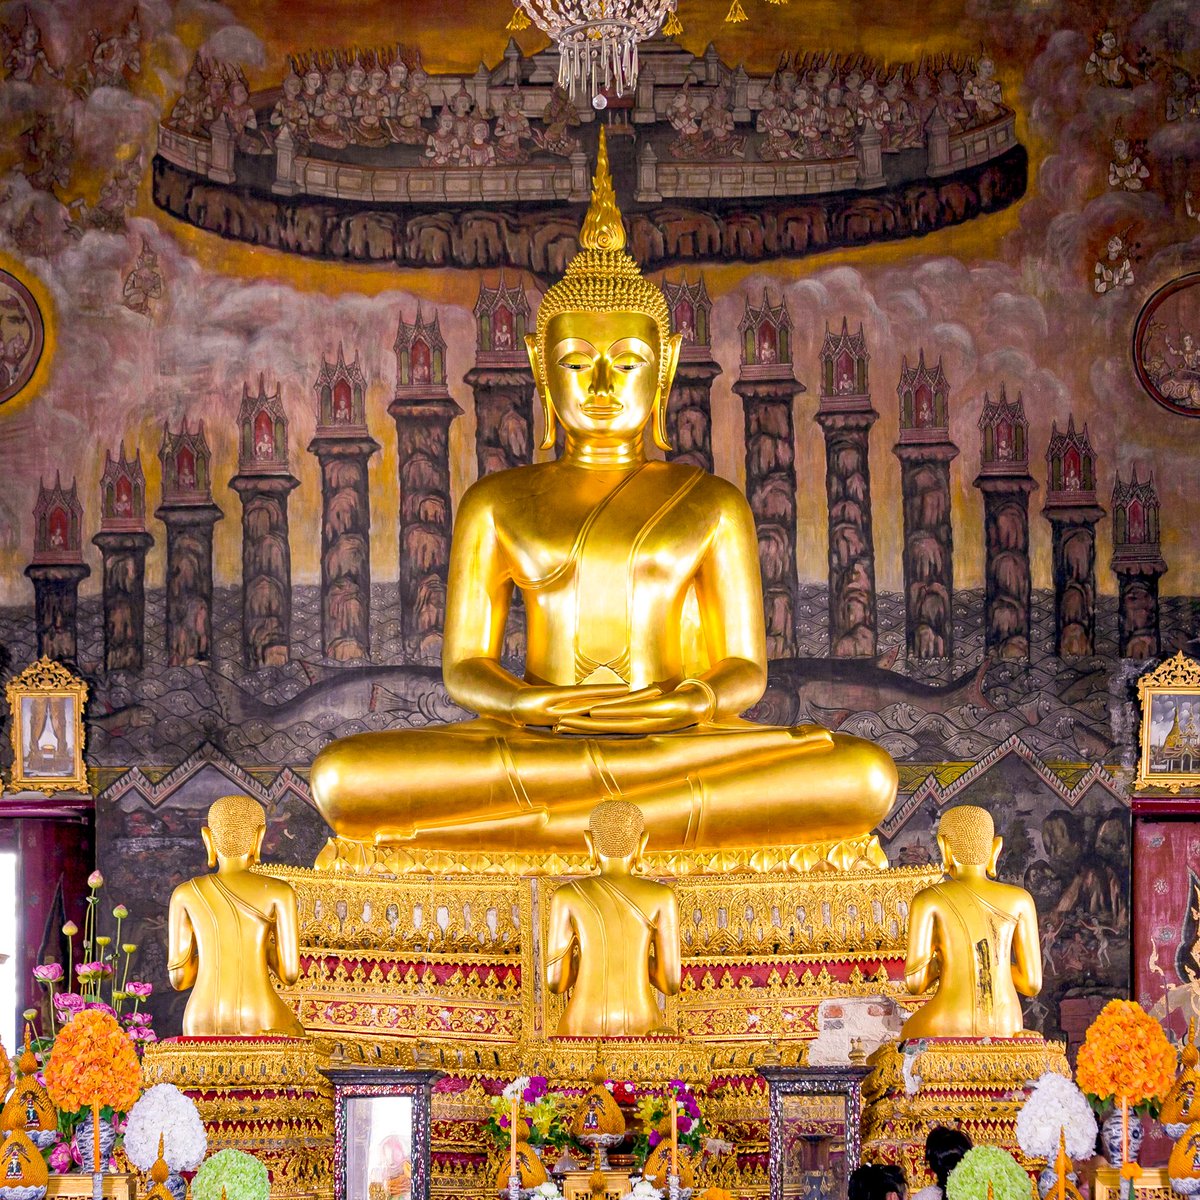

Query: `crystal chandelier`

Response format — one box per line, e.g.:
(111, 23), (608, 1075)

(508, 0), (681, 103)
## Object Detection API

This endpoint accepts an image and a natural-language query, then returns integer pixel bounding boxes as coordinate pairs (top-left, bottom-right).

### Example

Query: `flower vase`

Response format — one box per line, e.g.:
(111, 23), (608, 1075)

(1038, 1167), (1080, 1198)
(1100, 1109), (1143, 1168)
(74, 1111), (116, 1173)
(164, 1173), (187, 1200)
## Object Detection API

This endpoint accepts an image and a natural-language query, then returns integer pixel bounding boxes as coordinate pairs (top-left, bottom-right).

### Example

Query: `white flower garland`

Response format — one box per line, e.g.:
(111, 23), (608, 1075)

(123, 1083), (208, 1172)
(1015, 1072), (1098, 1162)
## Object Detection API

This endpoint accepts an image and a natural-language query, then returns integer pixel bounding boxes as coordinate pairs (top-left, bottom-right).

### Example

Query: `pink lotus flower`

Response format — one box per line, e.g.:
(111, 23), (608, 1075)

(33, 963), (63, 983)
(83, 1001), (116, 1017)
(48, 1142), (72, 1172)
(87, 870), (104, 888)
(129, 1026), (157, 1043)
(125, 981), (153, 998)
(128, 1011), (153, 1026)
(53, 991), (84, 1013)
(76, 961), (113, 979)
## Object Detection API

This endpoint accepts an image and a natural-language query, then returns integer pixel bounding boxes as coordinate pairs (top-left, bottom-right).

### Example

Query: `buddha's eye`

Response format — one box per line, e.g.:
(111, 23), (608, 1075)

(557, 356), (589, 372)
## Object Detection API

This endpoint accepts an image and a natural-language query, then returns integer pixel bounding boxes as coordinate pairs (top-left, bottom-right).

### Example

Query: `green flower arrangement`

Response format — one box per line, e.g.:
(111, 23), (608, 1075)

(946, 1145), (1030, 1200)
(192, 1148), (270, 1200)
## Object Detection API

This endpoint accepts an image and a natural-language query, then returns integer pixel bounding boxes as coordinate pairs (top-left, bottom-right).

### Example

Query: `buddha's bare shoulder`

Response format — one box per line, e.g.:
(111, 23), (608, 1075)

(457, 462), (559, 511)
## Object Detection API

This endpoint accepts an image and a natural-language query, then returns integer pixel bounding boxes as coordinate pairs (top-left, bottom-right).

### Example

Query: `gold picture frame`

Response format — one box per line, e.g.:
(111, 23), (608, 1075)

(1135, 651), (1200, 793)
(5, 657), (88, 795)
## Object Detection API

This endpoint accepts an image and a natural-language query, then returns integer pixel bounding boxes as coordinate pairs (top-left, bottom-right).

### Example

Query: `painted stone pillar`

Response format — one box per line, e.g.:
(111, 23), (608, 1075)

(974, 386), (1036, 660)
(26, 474), (89, 662)
(662, 274), (720, 474)
(1043, 417), (1105, 658)
(816, 320), (878, 657)
(734, 292), (804, 659)
(230, 377), (299, 669)
(309, 345), (378, 662)
(1111, 469), (1167, 659)
(155, 422), (222, 668)
(392, 306), (462, 663)
(894, 351), (958, 661)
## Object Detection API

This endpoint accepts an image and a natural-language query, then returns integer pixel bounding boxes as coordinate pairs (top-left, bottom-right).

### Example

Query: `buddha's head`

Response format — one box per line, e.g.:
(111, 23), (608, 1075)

(585, 799), (649, 870)
(526, 129), (681, 452)
(202, 794), (267, 868)
(936, 804), (1001, 878)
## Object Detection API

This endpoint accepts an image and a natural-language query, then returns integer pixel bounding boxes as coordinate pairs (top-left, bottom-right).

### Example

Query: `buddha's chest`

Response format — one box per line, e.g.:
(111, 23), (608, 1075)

(496, 475), (707, 598)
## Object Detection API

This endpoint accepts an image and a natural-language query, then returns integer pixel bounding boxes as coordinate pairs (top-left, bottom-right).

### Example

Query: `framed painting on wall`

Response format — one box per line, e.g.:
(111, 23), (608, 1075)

(5, 657), (88, 795)
(1136, 652), (1200, 794)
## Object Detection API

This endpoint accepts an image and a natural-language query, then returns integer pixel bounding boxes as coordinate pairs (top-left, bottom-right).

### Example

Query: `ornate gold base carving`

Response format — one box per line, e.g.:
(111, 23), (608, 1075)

(141, 1037), (334, 1200)
(312, 833), (890, 876)
(861, 1034), (1071, 1185)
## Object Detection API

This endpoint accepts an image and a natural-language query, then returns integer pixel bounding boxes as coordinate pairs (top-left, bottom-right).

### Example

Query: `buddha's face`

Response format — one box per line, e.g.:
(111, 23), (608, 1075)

(542, 311), (662, 442)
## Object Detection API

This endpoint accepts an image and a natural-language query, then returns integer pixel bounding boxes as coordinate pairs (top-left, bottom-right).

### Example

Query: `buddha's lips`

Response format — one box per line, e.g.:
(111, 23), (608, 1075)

(582, 398), (622, 417)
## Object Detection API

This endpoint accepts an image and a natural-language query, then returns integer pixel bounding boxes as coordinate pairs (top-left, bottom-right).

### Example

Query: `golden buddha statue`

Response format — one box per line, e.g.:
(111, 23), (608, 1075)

(900, 805), (1042, 1040)
(547, 800), (679, 1037)
(168, 795), (305, 1037)
(310, 129), (897, 870)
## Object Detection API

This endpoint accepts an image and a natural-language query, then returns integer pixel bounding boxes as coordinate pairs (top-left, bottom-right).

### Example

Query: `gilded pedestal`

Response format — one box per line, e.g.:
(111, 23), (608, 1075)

(861, 1034), (1071, 1185)
(141, 1036), (334, 1200)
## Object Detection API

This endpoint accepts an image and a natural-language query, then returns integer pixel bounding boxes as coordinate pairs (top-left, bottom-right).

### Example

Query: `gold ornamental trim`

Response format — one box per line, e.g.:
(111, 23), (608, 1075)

(312, 832), (890, 877)
(141, 1036), (334, 1093)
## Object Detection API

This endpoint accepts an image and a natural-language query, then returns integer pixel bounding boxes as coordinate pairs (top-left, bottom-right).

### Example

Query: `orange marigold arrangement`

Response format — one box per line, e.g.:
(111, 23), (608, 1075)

(45, 1008), (142, 1116)
(1076, 999), (1177, 1113)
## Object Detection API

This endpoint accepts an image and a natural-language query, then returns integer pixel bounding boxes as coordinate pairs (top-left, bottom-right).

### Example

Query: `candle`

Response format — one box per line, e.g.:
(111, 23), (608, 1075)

(510, 1095), (518, 1179)
(670, 1095), (680, 1178)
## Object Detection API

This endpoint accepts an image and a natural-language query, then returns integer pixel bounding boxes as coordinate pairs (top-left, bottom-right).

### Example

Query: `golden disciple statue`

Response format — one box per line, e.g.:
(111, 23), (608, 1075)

(901, 805), (1042, 1040)
(546, 800), (680, 1037)
(310, 130), (897, 869)
(168, 795), (305, 1037)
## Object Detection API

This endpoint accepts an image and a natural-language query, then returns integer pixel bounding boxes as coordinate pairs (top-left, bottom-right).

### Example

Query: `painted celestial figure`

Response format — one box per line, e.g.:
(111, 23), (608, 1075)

(168, 794), (304, 1037)
(546, 800), (681, 1037)
(901, 804), (1042, 1039)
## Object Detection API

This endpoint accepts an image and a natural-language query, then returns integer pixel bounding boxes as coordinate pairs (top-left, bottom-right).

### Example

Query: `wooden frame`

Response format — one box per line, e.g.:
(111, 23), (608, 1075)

(1136, 652), (1200, 794)
(5, 657), (88, 796)
(327, 1068), (442, 1200)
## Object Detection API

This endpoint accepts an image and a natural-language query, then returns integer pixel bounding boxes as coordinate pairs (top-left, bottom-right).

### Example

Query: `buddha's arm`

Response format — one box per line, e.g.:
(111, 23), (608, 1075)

(559, 486), (767, 733)
(443, 483), (625, 726)
(1011, 892), (1043, 997)
(167, 888), (198, 992)
(269, 886), (302, 986)
(648, 891), (682, 997)
(904, 892), (940, 995)
(545, 889), (578, 995)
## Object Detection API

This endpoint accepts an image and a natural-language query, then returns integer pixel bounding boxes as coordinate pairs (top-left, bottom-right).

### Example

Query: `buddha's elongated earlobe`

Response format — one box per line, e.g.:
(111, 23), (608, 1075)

(526, 332), (558, 451)
(652, 331), (684, 451)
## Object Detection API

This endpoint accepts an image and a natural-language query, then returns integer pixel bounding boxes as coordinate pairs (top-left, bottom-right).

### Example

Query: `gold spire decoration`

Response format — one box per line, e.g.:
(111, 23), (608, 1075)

(663, 9), (683, 34)
(579, 128), (625, 253)
(725, 0), (748, 21)
(507, 5), (532, 31)
(143, 1134), (175, 1200)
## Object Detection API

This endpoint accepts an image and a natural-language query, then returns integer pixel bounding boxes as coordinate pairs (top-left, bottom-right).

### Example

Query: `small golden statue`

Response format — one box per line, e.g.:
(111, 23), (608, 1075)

(168, 795), (305, 1036)
(310, 128), (897, 870)
(547, 800), (680, 1037)
(900, 804), (1042, 1039)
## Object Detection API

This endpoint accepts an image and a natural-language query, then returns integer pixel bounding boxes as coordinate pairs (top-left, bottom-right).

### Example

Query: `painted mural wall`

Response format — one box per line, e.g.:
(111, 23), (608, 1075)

(0, 0), (1197, 1043)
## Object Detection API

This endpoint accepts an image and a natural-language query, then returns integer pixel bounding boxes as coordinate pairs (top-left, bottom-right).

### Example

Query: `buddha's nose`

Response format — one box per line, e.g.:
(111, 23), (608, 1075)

(589, 354), (613, 397)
